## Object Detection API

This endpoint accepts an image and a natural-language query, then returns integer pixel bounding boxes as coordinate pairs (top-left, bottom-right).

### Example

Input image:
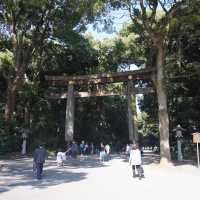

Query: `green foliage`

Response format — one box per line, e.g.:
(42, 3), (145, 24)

(0, 0), (199, 159)
(74, 96), (129, 146)
(0, 134), (21, 154)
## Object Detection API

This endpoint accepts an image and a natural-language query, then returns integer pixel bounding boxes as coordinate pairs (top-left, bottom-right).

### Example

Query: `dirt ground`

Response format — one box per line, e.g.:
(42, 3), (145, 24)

(0, 153), (199, 200)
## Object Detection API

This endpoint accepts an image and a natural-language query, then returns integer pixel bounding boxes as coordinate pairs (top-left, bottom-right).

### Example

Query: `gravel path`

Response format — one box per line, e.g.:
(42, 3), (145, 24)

(0, 154), (199, 200)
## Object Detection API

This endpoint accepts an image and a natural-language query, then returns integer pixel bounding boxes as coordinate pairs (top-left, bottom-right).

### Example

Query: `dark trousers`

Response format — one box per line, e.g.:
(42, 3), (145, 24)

(35, 163), (44, 179)
(132, 165), (143, 177)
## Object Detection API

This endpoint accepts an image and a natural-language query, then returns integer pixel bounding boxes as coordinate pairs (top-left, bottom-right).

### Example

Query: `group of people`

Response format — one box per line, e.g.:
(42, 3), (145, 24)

(33, 142), (144, 180)
(56, 141), (111, 165)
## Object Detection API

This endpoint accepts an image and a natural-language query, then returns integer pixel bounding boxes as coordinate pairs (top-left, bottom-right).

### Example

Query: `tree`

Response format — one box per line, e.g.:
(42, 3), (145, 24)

(166, 2), (200, 130)
(103, 0), (195, 164)
(0, 0), (100, 131)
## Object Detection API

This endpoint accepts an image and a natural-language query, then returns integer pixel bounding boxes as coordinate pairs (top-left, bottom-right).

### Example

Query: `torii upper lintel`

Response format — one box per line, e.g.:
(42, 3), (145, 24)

(45, 68), (155, 86)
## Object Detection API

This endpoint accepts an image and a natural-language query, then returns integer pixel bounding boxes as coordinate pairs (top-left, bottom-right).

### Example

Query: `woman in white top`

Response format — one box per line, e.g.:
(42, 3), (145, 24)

(129, 144), (144, 179)
(56, 149), (66, 166)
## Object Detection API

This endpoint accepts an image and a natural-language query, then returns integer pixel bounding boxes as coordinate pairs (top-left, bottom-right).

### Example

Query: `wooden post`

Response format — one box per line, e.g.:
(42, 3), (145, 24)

(192, 132), (200, 168)
(65, 84), (75, 142)
(127, 80), (138, 144)
(197, 142), (199, 168)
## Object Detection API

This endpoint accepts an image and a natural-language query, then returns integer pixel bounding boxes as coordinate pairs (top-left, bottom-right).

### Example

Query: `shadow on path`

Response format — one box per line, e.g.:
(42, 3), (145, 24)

(119, 152), (160, 165)
(120, 152), (197, 167)
(63, 155), (109, 169)
(0, 155), (109, 193)
(0, 163), (87, 192)
(6, 169), (87, 189)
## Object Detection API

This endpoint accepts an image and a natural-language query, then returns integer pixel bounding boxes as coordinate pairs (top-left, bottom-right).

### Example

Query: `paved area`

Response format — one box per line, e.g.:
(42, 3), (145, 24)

(0, 154), (199, 200)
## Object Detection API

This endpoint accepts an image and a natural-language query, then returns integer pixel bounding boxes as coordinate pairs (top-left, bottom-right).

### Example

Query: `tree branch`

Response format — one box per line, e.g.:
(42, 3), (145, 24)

(149, 0), (158, 20)
(159, 0), (187, 28)
(158, 0), (169, 14)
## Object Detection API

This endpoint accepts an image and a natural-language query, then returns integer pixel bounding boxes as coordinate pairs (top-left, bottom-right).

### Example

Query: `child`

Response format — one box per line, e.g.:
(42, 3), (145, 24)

(56, 149), (66, 167)
(129, 144), (144, 180)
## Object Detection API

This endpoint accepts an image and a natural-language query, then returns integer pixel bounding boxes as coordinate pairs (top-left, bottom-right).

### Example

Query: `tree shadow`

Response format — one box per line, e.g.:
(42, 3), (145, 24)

(172, 159), (197, 167)
(120, 152), (160, 165)
(142, 153), (160, 165)
(119, 151), (198, 167)
(63, 155), (110, 169)
(0, 188), (9, 193)
(0, 163), (87, 192)
(0, 155), (109, 193)
(6, 169), (87, 189)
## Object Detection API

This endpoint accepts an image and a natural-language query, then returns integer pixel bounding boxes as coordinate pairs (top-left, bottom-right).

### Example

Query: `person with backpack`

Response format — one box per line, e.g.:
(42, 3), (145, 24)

(33, 144), (48, 179)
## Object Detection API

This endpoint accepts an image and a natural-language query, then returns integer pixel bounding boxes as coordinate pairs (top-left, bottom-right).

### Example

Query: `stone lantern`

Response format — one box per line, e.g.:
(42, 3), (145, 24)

(20, 128), (30, 155)
(173, 124), (186, 161)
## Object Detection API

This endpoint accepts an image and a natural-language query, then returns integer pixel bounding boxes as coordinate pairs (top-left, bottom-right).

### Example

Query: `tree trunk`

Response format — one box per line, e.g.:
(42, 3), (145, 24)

(4, 71), (27, 132)
(4, 35), (31, 132)
(65, 84), (75, 142)
(4, 79), (17, 131)
(127, 80), (138, 144)
(155, 42), (171, 164)
(24, 103), (30, 126)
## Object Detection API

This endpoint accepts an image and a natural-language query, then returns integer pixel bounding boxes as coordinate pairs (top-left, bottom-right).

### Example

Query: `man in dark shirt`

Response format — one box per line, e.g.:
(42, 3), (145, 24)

(33, 144), (47, 179)
(71, 141), (79, 158)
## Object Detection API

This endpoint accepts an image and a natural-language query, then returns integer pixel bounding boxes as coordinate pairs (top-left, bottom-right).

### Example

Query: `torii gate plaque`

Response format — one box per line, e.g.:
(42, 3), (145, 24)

(45, 68), (154, 144)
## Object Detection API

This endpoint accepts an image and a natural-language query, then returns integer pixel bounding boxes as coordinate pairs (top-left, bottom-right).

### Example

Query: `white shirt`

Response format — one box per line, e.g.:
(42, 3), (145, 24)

(126, 145), (130, 154)
(129, 149), (142, 165)
(56, 152), (66, 163)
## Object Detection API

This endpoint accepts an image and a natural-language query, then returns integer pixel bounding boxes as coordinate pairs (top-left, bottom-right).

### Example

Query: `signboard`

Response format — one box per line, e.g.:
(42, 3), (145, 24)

(193, 132), (200, 143)
(192, 132), (200, 168)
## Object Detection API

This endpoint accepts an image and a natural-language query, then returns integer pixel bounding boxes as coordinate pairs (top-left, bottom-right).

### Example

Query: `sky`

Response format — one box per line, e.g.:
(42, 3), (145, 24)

(85, 9), (130, 40)
(86, 8), (140, 73)
(85, 9), (139, 71)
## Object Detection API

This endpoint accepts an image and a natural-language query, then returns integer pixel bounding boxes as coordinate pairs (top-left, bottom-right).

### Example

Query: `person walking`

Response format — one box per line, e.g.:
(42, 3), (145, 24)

(71, 141), (79, 158)
(90, 143), (94, 154)
(125, 144), (131, 156)
(33, 144), (48, 179)
(80, 140), (85, 156)
(105, 144), (111, 161)
(99, 142), (105, 162)
(56, 148), (66, 166)
(129, 144), (144, 180)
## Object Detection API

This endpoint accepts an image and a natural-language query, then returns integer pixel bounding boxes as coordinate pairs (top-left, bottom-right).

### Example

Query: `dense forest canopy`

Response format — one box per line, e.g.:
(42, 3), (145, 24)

(0, 0), (199, 162)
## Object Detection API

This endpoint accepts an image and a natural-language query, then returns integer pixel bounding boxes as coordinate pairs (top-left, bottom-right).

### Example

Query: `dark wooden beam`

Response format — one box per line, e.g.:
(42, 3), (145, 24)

(46, 87), (154, 99)
(45, 68), (155, 86)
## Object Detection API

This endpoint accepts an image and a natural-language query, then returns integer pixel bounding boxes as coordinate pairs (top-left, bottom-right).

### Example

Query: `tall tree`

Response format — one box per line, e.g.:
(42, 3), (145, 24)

(0, 0), (100, 131)
(105, 0), (194, 164)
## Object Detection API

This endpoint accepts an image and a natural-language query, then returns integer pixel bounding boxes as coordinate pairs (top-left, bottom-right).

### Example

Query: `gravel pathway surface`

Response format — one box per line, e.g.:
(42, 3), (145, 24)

(0, 154), (199, 200)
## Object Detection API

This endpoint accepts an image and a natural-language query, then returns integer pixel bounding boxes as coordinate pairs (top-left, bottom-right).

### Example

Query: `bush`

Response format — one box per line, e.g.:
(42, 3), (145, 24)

(0, 134), (21, 154)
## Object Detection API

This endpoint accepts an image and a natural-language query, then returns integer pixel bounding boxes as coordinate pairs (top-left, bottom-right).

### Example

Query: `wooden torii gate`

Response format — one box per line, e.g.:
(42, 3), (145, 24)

(45, 68), (154, 144)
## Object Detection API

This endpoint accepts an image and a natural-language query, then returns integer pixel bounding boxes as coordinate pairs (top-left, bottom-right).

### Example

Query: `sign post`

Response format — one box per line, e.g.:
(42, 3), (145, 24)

(192, 132), (200, 167)
(197, 143), (200, 168)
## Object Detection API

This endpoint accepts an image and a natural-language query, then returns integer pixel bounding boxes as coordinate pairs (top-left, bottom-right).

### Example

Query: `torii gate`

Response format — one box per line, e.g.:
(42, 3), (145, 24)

(45, 68), (155, 144)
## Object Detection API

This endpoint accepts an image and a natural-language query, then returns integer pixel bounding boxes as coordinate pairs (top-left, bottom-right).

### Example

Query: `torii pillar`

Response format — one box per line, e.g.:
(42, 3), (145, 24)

(65, 83), (75, 142)
(127, 80), (138, 144)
